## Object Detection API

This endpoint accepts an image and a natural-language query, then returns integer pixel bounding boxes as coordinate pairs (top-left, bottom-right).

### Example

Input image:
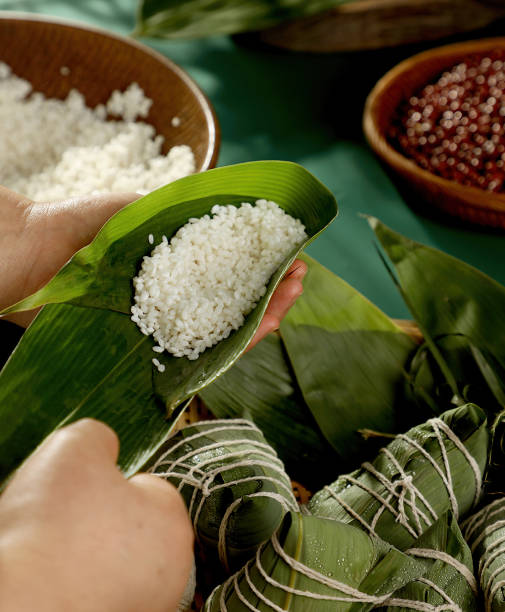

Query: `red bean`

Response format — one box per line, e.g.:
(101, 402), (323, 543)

(389, 50), (505, 191)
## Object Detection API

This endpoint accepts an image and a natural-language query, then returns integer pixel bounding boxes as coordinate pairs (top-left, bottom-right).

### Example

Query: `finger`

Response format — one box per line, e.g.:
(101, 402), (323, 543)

(284, 259), (308, 281)
(30, 418), (120, 468)
(128, 474), (193, 527)
(36, 191), (141, 249)
(245, 313), (280, 353)
(0, 184), (32, 207)
(4, 419), (120, 500)
(244, 261), (307, 353)
(265, 277), (303, 322)
(246, 279), (302, 352)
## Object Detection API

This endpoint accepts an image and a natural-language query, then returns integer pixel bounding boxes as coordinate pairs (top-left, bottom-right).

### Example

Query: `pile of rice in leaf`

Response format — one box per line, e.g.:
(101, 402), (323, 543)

(131, 200), (307, 361)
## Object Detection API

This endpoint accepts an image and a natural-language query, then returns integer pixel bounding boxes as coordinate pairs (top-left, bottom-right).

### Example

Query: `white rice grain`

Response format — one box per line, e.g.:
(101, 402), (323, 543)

(131, 200), (307, 361)
(0, 62), (195, 200)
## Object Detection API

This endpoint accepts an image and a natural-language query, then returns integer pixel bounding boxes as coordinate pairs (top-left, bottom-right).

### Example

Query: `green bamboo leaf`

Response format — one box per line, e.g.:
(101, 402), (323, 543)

(199, 333), (339, 489)
(378, 511), (478, 611)
(205, 512), (425, 611)
(0, 162), (337, 483)
(279, 253), (420, 463)
(407, 333), (505, 416)
(369, 217), (505, 379)
(0, 304), (184, 483)
(134, 0), (353, 40)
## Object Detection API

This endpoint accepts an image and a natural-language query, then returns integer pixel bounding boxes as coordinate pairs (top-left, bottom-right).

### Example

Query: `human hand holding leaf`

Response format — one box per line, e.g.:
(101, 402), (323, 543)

(0, 161), (337, 482)
(0, 184), (306, 339)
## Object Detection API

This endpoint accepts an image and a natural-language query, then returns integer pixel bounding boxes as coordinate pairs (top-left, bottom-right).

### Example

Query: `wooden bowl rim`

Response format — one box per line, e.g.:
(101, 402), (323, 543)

(363, 37), (505, 215)
(0, 11), (220, 172)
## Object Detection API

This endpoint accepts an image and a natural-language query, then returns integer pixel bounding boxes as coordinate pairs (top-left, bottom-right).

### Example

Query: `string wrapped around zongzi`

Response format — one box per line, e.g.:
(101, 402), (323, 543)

(204, 512), (425, 612)
(149, 418), (298, 572)
(309, 404), (489, 551)
(377, 511), (478, 611)
(462, 497), (505, 611)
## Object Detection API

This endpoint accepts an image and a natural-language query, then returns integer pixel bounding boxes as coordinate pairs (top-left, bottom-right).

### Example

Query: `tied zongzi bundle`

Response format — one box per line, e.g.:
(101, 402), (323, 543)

(149, 418), (298, 571)
(204, 512), (425, 612)
(377, 511), (478, 612)
(462, 497), (505, 611)
(309, 404), (489, 550)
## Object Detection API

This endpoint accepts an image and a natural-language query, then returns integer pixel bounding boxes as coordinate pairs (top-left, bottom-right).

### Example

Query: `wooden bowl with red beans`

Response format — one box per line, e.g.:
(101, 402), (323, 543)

(363, 38), (505, 230)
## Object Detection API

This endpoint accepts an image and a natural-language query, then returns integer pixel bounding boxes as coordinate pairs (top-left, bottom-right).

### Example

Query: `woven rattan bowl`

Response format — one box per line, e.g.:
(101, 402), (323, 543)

(363, 38), (505, 229)
(0, 13), (220, 172)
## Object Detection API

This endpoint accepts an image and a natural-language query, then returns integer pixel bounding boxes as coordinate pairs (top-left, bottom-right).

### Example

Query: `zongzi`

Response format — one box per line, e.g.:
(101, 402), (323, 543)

(149, 418), (298, 572)
(309, 404), (488, 551)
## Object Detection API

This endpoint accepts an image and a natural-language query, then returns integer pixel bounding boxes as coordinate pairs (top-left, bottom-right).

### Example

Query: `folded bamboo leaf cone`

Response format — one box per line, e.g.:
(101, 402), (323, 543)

(462, 497), (505, 611)
(309, 404), (489, 551)
(204, 512), (426, 612)
(148, 418), (298, 572)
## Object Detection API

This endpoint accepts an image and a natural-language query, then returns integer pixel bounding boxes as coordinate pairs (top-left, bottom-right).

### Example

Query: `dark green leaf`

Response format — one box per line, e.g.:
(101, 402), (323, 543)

(0, 304), (185, 483)
(199, 333), (338, 489)
(369, 217), (505, 383)
(279, 253), (420, 464)
(378, 511), (477, 611)
(135, 0), (353, 40)
(406, 334), (505, 416)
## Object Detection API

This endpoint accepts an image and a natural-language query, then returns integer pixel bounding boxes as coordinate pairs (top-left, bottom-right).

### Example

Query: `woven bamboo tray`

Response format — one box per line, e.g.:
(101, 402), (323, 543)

(252, 0), (505, 53)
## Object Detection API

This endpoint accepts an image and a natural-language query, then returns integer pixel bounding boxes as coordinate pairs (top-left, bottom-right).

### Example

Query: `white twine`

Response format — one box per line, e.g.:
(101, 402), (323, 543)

(150, 419), (298, 570)
(151, 419), (262, 472)
(488, 579), (505, 612)
(469, 520), (505, 555)
(405, 548), (478, 594)
(217, 492), (296, 570)
(381, 577), (461, 611)
(206, 522), (473, 611)
(462, 498), (505, 543)
(321, 417), (481, 542)
(479, 539), (505, 576)
(209, 530), (397, 610)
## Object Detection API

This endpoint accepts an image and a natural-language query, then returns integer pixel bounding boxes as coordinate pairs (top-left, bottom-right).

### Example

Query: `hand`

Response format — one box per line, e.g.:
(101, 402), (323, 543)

(0, 186), (307, 344)
(0, 418), (194, 612)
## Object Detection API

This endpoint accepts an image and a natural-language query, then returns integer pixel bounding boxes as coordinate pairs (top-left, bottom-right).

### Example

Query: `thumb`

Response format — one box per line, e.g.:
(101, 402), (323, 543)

(34, 191), (141, 249)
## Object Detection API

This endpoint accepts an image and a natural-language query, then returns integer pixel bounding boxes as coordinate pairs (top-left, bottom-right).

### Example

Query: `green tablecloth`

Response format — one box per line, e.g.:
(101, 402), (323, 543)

(2, 0), (504, 319)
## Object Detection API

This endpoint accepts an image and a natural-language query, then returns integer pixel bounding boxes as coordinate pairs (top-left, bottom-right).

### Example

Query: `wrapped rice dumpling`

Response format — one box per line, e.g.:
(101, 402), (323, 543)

(309, 404), (489, 550)
(377, 511), (478, 611)
(149, 418), (298, 571)
(204, 512), (425, 612)
(462, 497), (505, 611)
